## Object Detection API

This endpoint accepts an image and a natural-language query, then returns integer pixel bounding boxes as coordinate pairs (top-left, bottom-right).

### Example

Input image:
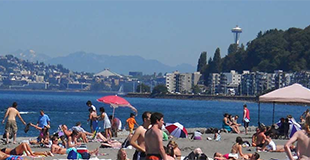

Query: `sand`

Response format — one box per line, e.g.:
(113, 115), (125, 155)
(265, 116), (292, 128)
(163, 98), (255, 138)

(1, 126), (289, 160)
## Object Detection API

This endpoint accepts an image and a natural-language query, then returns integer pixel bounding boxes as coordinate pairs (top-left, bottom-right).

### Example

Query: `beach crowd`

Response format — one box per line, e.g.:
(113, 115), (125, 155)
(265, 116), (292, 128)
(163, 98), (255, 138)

(1, 101), (310, 160)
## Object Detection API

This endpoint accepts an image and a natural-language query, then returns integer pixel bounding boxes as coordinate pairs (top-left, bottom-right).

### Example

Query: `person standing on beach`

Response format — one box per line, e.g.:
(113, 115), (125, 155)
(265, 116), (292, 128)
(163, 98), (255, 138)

(145, 112), (167, 160)
(243, 104), (250, 135)
(37, 110), (50, 128)
(88, 108), (98, 133)
(2, 102), (27, 144)
(98, 107), (112, 138)
(86, 100), (96, 132)
(130, 111), (151, 160)
(284, 115), (310, 160)
(125, 113), (139, 134)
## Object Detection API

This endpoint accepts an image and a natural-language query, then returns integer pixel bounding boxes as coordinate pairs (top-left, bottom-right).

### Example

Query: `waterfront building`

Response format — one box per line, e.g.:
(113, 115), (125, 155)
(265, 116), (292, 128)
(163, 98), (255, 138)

(165, 71), (201, 94)
(208, 73), (220, 95)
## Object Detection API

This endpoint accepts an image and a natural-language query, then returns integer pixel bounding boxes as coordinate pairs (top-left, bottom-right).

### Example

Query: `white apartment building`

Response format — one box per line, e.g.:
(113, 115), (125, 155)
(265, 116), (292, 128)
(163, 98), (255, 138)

(166, 71), (201, 93)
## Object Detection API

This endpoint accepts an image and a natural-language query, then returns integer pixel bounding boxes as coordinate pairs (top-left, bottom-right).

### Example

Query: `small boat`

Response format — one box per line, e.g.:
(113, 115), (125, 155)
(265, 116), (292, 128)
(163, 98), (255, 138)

(117, 85), (126, 96)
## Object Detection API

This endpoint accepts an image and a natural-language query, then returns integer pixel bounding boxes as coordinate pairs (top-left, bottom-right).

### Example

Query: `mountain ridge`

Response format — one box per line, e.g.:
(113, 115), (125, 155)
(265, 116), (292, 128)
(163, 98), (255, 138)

(5, 50), (195, 74)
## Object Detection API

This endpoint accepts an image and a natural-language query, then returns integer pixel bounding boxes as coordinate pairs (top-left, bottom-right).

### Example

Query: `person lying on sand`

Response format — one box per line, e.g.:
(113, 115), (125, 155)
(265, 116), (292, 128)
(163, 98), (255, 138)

(50, 136), (98, 156)
(101, 139), (123, 149)
(0, 150), (29, 160)
(1, 142), (53, 157)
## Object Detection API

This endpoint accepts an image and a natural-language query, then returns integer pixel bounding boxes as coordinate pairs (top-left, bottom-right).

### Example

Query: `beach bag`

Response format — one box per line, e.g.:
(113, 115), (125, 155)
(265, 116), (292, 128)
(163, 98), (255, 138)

(81, 152), (91, 160)
(67, 149), (78, 159)
(184, 152), (208, 160)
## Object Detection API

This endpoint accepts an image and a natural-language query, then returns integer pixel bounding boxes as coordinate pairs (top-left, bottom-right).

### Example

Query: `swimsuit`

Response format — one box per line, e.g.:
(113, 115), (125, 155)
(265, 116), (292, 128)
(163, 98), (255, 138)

(146, 154), (162, 160)
(5, 155), (23, 160)
(222, 121), (232, 132)
(133, 150), (146, 160)
(266, 140), (276, 151)
(10, 149), (18, 155)
(228, 153), (238, 159)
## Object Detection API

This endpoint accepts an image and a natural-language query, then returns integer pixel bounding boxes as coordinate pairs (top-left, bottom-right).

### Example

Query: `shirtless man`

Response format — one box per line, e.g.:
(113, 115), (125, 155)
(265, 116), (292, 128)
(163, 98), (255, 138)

(2, 102), (26, 144)
(145, 112), (167, 160)
(285, 115), (310, 160)
(130, 111), (151, 160)
(256, 126), (267, 149)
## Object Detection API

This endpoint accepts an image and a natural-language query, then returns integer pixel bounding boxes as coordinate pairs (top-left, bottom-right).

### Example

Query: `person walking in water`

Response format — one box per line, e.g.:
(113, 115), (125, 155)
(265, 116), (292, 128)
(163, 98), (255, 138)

(2, 102), (27, 144)
(243, 104), (250, 135)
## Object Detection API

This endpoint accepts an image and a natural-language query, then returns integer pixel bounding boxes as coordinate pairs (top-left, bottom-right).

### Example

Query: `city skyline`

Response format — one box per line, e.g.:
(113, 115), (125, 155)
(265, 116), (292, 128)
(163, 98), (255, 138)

(0, 0), (309, 67)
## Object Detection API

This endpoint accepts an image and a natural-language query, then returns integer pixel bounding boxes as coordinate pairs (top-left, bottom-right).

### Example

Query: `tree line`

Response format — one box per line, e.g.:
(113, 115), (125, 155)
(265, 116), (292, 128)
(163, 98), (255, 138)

(197, 25), (310, 85)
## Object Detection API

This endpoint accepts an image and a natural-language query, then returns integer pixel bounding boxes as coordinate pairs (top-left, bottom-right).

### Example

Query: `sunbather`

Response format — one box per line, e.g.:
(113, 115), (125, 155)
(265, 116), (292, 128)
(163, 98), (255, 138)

(0, 150), (29, 160)
(50, 136), (98, 156)
(1, 142), (53, 157)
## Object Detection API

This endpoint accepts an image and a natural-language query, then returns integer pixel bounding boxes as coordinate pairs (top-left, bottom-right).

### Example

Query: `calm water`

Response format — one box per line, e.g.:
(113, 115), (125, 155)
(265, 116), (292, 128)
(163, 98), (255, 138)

(0, 90), (308, 137)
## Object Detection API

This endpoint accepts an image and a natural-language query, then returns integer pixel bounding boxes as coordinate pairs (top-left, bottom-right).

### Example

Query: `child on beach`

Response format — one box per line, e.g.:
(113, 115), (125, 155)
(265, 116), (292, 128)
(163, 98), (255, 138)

(124, 113), (139, 133)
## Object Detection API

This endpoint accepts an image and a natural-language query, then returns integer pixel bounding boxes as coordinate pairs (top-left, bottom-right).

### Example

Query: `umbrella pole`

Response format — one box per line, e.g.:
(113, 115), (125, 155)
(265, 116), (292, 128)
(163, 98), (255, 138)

(272, 102), (275, 124)
(112, 107), (115, 119)
(258, 102), (260, 126)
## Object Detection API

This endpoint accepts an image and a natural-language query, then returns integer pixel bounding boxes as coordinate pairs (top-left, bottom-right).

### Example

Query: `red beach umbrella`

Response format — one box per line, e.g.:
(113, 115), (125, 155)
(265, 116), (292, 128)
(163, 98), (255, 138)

(165, 122), (188, 138)
(97, 95), (130, 106)
(97, 95), (137, 117)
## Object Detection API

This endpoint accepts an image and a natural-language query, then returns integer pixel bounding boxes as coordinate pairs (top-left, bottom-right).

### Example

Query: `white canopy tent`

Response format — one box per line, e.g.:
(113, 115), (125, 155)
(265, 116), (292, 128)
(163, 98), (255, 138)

(258, 83), (310, 124)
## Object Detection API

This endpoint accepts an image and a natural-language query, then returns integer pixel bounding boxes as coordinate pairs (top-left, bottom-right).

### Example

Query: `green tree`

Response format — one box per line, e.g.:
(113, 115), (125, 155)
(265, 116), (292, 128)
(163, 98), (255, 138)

(209, 48), (221, 73)
(151, 84), (168, 97)
(228, 44), (238, 55)
(136, 83), (151, 93)
(192, 85), (201, 94)
(197, 51), (207, 73)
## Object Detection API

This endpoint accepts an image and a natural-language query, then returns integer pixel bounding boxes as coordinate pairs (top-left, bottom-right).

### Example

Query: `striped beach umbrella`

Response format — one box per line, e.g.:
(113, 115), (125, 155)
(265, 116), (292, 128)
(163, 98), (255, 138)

(165, 122), (188, 138)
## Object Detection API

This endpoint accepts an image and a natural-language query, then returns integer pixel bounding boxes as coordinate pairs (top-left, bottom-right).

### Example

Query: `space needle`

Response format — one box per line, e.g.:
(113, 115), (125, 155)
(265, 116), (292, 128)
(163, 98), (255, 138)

(231, 25), (242, 45)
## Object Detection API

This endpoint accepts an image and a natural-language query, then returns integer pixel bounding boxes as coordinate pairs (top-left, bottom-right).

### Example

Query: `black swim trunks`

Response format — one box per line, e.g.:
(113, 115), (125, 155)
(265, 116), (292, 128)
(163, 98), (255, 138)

(256, 143), (264, 147)
(133, 150), (146, 160)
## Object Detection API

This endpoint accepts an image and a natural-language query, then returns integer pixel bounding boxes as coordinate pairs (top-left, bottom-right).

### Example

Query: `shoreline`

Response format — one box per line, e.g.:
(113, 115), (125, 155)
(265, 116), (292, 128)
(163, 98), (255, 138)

(126, 93), (258, 102)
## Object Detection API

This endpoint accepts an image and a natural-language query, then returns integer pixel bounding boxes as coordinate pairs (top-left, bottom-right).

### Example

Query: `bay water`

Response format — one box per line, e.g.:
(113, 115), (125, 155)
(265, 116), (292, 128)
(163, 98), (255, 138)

(0, 90), (307, 137)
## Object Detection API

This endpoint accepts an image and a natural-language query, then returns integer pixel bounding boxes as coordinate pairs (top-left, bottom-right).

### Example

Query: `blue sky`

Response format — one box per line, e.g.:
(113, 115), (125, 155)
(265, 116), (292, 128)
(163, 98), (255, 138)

(0, 0), (309, 67)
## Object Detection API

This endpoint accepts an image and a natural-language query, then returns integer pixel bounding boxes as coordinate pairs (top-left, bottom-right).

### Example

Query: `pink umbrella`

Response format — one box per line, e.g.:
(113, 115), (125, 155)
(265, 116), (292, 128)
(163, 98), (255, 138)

(97, 95), (137, 117)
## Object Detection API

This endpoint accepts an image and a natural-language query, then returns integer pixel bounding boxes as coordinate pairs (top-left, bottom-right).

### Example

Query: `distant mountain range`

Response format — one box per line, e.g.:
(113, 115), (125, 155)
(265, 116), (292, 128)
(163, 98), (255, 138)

(6, 50), (195, 75)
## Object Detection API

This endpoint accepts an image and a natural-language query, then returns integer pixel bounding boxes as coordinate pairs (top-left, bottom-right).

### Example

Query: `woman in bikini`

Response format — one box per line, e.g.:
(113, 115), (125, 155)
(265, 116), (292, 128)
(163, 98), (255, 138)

(1, 142), (53, 157)
(228, 136), (248, 159)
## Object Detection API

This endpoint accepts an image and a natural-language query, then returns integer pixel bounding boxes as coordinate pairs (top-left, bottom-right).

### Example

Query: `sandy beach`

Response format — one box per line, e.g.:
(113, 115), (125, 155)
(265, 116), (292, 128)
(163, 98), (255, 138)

(0, 126), (290, 160)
